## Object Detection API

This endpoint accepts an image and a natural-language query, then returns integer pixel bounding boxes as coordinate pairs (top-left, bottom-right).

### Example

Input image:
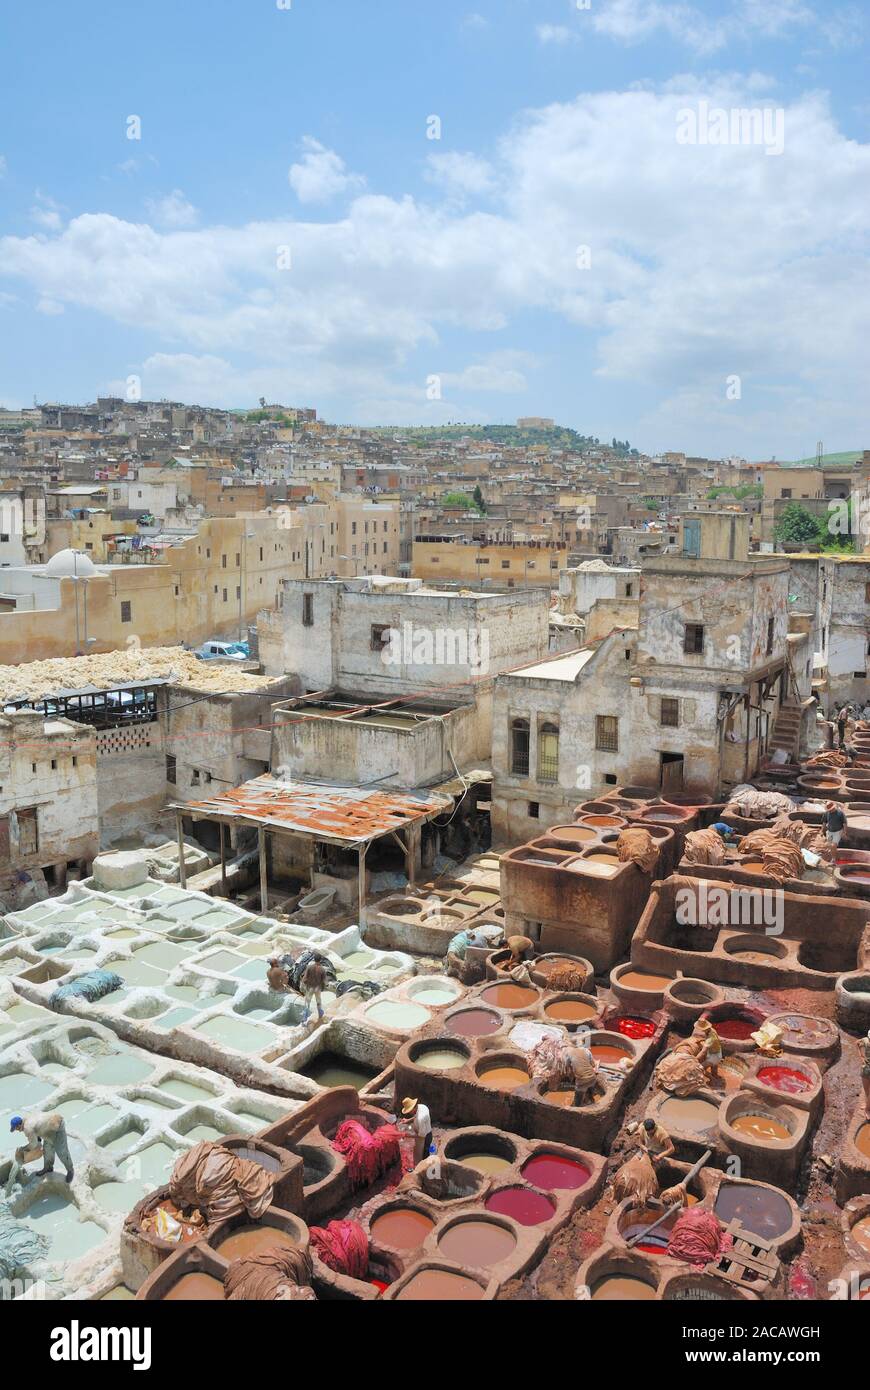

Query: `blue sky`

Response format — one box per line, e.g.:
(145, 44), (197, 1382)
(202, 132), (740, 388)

(0, 0), (868, 458)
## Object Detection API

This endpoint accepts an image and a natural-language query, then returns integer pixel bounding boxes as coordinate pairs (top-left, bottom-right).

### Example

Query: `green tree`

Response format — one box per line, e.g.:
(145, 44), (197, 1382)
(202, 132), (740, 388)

(774, 502), (822, 547)
(442, 491), (476, 510)
(472, 485), (486, 513)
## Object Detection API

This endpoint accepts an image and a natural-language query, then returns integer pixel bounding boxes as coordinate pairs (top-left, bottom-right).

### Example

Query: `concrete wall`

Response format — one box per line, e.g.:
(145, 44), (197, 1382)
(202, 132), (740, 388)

(0, 712), (99, 883)
(828, 559), (870, 706)
(94, 720), (167, 842)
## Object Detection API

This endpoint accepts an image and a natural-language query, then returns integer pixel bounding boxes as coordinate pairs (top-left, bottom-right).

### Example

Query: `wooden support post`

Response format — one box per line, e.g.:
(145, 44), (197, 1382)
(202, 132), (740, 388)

(176, 811), (187, 889)
(405, 823), (421, 887)
(358, 842), (369, 929)
(219, 822), (227, 897)
(258, 826), (268, 913)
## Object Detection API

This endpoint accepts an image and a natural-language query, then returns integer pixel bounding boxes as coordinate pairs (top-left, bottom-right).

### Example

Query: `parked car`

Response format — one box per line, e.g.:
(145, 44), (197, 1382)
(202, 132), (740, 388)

(194, 639), (250, 662)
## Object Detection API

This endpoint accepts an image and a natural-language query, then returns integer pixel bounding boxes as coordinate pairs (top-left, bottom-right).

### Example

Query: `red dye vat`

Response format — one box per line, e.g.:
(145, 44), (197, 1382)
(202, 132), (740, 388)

(612, 1015), (656, 1040)
(714, 1017), (757, 1041)
(370, 1279), (390, 1295)
(521, 1153), (591, 1191)
(485, 1186), (556, 1226)
(757, 1065), (811, 1095)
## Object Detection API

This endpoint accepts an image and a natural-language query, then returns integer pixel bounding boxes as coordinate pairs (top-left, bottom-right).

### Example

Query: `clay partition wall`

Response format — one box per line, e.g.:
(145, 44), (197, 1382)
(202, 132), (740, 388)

(835, 1105), (870, 1204)
(364, 884), (504, 954)
(631, 876), (870, 990)
(678, 860), (840, 899)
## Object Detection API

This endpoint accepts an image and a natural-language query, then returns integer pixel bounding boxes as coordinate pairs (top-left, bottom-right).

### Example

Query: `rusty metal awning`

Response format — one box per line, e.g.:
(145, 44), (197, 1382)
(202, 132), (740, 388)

(172, 773), (452, 846)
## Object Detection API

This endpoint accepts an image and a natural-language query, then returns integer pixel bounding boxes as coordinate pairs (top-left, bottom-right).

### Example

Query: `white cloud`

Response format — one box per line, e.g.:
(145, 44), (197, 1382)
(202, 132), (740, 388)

(36, 297), (64, 316)
(144, 189), (198, 228)
(30, 192), (64, 231)
(593, 0), (849, 53)
(461, 12), (489, 31)
(425, 151), (496, 197)
(537, 25), (579, 46)
(2, 80), (868, 451)
(288, 138), (365, 204)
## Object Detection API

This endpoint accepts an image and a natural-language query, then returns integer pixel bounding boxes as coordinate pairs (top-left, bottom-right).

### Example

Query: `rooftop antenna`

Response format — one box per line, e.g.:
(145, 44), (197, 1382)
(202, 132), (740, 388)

(816, 440), (824, 468)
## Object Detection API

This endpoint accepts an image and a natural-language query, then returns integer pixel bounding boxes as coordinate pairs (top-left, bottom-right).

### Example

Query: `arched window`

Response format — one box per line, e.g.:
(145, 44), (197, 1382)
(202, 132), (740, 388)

(538, 722), (559, 783)
(510, 718), (530, 776)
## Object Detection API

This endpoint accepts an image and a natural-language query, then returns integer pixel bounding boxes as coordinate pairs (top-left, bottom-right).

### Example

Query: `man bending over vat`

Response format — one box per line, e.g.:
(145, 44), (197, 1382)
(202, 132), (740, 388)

(301, 952), (327, 1024)
(9, 1113), (74, 1184)
(638, 1117), (676, 1168)
(566, 1042), (600, 1105)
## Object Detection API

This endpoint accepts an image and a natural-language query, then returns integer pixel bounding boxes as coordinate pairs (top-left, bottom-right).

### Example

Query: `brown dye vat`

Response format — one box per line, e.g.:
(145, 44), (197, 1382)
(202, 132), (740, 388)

(163, 1273), (225, 1301)
(547, 825), (597, 843)
(659, 1095), (720, 1134)
(592, 1274), (656, 1300)
(590, 1044), (632, 1065)
(543, 1088), (575, 1108)
(583, 815), (624, 827)
(618, 970), (673, 991)
(731, 1114), (790, 1142)
(448, 1008), (502, 1037)
(535, 956), (587, 979)
(370, 1207), (435, 1250)
(479, 1064), (529, 1091)
(714, 1183), (792, 1240)
(216, 1225), (298, 1261)
(458, 1153), (513, 1175)
(438, 1219), (517, 1267)
(480, 983), (539, 1010)
(544, 999), (598, 1023)
(739, 862), (766, 874)
(396, 1269), (484, 1301)
(855, 1124), (870, 1159)
(584, 852), (619, 865)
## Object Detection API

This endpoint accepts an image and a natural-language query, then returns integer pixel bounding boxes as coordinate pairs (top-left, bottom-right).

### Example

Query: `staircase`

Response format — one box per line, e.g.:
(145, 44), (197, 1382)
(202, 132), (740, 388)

(769, 703), (803, 763)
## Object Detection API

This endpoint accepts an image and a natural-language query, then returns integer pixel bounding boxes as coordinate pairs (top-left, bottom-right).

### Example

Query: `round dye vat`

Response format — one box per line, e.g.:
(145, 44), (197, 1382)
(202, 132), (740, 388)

(840, 868), (870, 886)
(164, 1273), (225, 1301)
(216, 1226), (299, 1261)
(731, 1113), (790, 1143)
(543, 1088), (575, 1108)
(659, 1095), (720, 1135)
(714, 1017), (758, 1041)
(549, 825), (596, 842)
(620, 1205), (676, 1255)
(776, 1014), (831, 1046)
(485, 1186), (555, 1227)
(612, 1015), (656, 1040)
(739, 861), (766, 874)
(412, 984), (459, 1007)
(370, 1207), (435, 1250)
(617, 970), (673, 991)
(521, 1153), (591, 1191)
(756, 1065), (812, 1096)
(643, 810), (685, 823)
(544, 999), (598, 1024)
(456, 1152), (513, 1176)
(590, 1043), (632, 1065)
(713, 1183), (792, 1240)
(850, 1216), (870, 1256)
(365, 999), (431, 1031)
(396, 1269), (484, 1301)
(480, 983), (539, 1010)
(479, 1064), (529, 1091)
(853, 1124), (870, 1159)
(437, 1218), (517, 1267)
(584, 852), (619, 865)
(591, 1274), (656, 1301)
(718, 1055), (750, 1091)
(415, 1046), (467, 1072)
(583, 815), (623, 827)
(536, 956), (587, 978)
(448, 1008), (502, 1038)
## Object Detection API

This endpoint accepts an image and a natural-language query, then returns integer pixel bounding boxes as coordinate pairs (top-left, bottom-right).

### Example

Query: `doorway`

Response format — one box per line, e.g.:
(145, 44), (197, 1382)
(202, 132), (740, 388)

(660, 752), (685, 795)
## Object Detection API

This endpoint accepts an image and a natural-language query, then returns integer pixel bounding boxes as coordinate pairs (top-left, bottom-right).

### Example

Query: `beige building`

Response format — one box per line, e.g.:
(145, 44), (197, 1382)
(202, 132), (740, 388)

(412, 538), (569, 587)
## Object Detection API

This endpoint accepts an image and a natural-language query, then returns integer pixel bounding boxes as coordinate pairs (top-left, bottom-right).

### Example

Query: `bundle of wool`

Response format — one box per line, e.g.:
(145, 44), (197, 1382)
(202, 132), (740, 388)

(546, 962), (587, 992)
(169, 1142), (273, 1224)
(682, 827), (727, 866)
(224, 1245), (314, 1301)
(310, 1219), (368, 1279)
(528, 1033), (574, 1085)
(612, 1151), (659, 1206)
(766, 815), (831, 860)
(667, 1208), (731, 1265)
(805, 750), (848, 769)
(331, 1119), (401, 1190)
(655, 1049), (708, 1095)
(615, 828), (659, 874)
(724, 786), (795, 820)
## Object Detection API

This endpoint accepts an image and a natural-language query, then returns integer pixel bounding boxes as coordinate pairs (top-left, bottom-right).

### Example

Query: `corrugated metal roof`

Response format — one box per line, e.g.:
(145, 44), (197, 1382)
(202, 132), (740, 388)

(175, 773), (452, 845)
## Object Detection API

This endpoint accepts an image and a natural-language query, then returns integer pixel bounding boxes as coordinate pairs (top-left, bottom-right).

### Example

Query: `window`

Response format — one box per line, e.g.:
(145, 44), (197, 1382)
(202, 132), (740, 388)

(72, 756), (77, 768)
(16, 807), (38, 856)
(352, 521), (357, 535)
(511, 718), (530, 775)
(235, 553), (240, 567)
(781, 488), (792, 499)
(603, 773), (617, 785)
(166, 755), (177, 785)
(236, 586), (241, 600)
(501, 560), (511, 569)
(302, 593), (314, 626)
(222, 588), (228, 603)
(596, 715), (619, 752)
(683, 623), (704, 655)
(370, 624), (391, 652)
(625, 583), (633, 597)
(766, 617), (774, 656)
(660, 698), (680, 728)
(50, 758), (57, 771)
(120, 600), (132, 623)
(527, 802), (540, 819)
(222, 554), (227, 568)
(259, 547), (264, 562)
(537, 723), (559, 783)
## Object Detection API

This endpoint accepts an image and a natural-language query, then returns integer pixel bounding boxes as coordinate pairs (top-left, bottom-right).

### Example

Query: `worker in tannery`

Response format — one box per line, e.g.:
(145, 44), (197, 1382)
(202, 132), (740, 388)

(566, 1040), (600, 1105)
(266, 956), (291, 993)
(400, 1096), (433, 1166)
(824, 800), (846, 847)
(9, 1112), (74, 1183)
(300, 951), (327, 1025)
(638, 1116), (676, 1167)
(694, 1017), (724, 1082)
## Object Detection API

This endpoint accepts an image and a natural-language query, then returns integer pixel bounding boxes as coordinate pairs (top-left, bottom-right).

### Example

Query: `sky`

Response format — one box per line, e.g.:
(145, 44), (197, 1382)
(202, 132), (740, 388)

(0, 0), (868, 458)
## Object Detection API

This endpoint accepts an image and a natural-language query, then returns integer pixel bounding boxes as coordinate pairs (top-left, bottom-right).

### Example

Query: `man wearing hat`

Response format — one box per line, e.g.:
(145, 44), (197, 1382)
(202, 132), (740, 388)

(400, 1097), (432, 1166)
(9, 1111), (74, 1183)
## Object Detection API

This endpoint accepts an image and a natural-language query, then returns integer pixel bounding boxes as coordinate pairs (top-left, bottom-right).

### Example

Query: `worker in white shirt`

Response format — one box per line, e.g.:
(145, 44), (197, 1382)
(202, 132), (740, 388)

(400, 1096), (433, 1166)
